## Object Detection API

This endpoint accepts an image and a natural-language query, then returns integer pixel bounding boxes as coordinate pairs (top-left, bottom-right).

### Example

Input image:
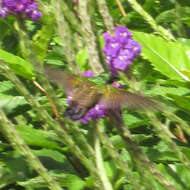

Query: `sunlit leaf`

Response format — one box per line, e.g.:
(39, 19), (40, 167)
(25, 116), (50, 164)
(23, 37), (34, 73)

(133, 32), (190, 81)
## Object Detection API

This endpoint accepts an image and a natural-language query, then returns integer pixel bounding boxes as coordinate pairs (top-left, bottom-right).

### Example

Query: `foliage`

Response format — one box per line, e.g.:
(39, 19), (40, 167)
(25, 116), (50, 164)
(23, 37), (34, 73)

(0, 0), (190, 190)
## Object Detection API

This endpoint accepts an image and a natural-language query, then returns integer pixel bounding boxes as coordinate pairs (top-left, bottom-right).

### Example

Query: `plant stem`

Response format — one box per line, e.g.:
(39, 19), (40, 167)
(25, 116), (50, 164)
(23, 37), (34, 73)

(0, 109), (63, 190)
(115, 0), (126, 17)
(61, 1), (83, 35)
(78, 0), (104, 75)
(126, 0), (175, 41)
(53, 0), (79, 73)
(69, 123), (95, 157)
(97, 121), (143, 190)
(96, 0), (115, 32)
(116, 123), (177, 190)
(163, 111), (190, 136)
(94, 125), (114, 190)
(146, 111), (190, 170)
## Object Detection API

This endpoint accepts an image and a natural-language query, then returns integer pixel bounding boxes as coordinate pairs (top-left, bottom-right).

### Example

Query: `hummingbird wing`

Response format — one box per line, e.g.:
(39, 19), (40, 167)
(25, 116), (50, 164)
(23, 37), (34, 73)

(100, 86), (157, 110)
(44, 67), (84, 94)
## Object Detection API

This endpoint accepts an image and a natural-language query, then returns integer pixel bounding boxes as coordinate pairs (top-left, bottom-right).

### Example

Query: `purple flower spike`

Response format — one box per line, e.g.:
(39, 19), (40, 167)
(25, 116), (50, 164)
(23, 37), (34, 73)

(103, 26), (141, 76)
(0, 0), (42, 21)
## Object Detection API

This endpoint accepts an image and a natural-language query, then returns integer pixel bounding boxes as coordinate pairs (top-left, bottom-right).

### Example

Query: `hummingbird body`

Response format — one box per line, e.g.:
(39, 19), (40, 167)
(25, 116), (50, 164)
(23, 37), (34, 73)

(64, 82), (103, 120)
(45, 68), (157, 121)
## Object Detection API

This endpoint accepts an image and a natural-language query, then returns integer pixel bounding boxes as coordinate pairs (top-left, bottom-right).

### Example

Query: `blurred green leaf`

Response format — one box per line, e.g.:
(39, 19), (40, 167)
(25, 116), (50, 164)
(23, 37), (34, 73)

(76, 48), (89, 71)
(15, 125), (61, 150)
(133, 32), (190, 81)
(156, 7), (190, 24)
(167, 94), (190, 111)
(18, 172), (86, 190)
(145, 85), (190, 97)
(0, 94), (27, 114)
(0, 81), (14, 93)
(32, 149), (76, 174)
(32, 22), (54, 64)
(177, 38), (190, 46)
(0, 49), (34, 79)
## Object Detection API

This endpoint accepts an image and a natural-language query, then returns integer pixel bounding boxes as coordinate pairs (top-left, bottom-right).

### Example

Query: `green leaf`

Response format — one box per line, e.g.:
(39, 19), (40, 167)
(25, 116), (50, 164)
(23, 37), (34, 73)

(177, 38), (190, 47)
(53, 174), (86, 190)
(145, 85), (190, 97)
(0, 94), (27, 114)
(0, 81), (14, 93)
(32, 149), (76, 174)
(0, 151), (32, 187)
(0, 49), (34, 79)
(156, 7), (190, 25)
(123, 113), (149, 128)
(32, 22), (54, 64)
(18, 172), (86, 190)
(15, 125), (61, 150)
(110, 135), (126, 150)
(156, 163), (187, 190)
(167, 94), (190, 111)
(133, 32), (190, 81)
(76, 48), (89, 70)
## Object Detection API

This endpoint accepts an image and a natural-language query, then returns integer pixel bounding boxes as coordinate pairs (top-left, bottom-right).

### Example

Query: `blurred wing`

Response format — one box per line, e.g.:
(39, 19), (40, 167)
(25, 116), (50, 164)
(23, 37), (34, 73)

(44, 67), (81, 93)
(100, 87), (157, 110)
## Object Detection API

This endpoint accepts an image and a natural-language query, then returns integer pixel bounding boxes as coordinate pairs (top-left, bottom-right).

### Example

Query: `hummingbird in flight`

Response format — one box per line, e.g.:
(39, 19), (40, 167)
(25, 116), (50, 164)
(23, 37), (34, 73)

(45, 67), (157, 122)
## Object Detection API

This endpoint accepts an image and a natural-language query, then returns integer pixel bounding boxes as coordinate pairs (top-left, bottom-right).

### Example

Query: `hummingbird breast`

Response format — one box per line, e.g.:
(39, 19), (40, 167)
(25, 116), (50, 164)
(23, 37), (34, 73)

(64, 83), (103, 120)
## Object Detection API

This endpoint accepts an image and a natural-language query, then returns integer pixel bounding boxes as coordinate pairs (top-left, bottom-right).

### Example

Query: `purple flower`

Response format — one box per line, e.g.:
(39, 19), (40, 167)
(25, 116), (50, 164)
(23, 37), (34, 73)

(80, 70), (94, 77)
(115, 26), (132, 44)
(0, 6), (9, 18)
(126, 39), (142, 57)
(0, 0), (42, 21)
(27, 9), (42, 21)
(112, 81), (123, 88)
(103, 26), (141, 76)
(103, 37), (121, 57)
(78, 103), (107, 124)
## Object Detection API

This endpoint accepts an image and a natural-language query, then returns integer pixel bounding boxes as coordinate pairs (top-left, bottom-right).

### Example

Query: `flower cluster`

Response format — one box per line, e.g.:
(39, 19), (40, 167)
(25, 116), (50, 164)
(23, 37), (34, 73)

(78, 103), (107, 124)
(103, 26), (141, 76)
(0, 0), (42, 21)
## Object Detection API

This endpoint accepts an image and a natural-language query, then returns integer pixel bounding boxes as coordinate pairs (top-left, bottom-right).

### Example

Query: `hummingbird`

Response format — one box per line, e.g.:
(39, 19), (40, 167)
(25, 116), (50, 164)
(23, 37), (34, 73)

(45, 67), (157, 122)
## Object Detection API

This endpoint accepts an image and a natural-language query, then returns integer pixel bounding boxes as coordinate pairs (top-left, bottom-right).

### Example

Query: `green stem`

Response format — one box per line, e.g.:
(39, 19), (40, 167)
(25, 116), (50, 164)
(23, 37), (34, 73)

(69, 123), (95, 157)
(61, 1), (83, 35)
(97, 121), (143, 190)
(0, 109), (63, 190)
(146, 111), (190, 170)
(126, 0), (175, 41)
(96, 0), (115, 33)
(174, 2), (186, 37)
(163, 111), (190, 137)
(78, 0), (104, 75)
(116, 124), (177, 190)
(53, 0), (79, 73)
(94, 125), (114, 190)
